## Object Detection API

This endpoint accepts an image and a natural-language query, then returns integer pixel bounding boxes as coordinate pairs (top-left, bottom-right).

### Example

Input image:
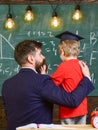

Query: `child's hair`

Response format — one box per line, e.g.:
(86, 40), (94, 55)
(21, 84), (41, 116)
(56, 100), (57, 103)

(58, 40), (80, 57)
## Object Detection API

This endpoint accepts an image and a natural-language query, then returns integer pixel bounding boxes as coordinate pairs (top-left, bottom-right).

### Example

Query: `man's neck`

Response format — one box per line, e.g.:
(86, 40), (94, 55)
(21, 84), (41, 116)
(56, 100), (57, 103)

(21, 63), (37, 73)
(21, 66), (38, 73)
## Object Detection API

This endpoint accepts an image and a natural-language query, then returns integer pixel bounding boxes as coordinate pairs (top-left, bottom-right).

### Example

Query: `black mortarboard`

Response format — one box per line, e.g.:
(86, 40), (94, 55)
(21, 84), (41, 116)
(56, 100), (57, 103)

(55, 31), (84, 41)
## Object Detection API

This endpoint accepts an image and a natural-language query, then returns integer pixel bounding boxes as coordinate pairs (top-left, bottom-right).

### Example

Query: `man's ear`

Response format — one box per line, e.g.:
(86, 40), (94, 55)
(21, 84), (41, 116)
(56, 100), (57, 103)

(27, 55), (34, 64)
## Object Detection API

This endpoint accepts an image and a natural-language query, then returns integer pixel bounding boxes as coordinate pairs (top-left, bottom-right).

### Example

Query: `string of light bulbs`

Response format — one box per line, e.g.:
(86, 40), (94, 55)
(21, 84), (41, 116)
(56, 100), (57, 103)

(4, 4), (83, 30)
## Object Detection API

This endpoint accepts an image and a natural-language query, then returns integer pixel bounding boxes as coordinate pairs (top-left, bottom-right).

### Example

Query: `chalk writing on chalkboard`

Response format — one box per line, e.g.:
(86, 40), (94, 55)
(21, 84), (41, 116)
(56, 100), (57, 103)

(0, 30), (98, 96)
(0, 34), (14, 60)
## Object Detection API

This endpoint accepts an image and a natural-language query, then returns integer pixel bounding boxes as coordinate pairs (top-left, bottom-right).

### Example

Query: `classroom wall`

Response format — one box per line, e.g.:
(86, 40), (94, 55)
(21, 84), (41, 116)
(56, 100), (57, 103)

(0, 4), (98, 129)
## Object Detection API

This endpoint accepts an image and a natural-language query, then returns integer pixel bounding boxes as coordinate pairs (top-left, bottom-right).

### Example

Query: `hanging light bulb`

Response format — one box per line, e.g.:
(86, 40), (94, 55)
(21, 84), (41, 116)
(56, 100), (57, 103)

(4, 5), (16, 30)
(50, 12), (61, 28)
(24, 5), (34, 22)
(72, 5), (83, 21)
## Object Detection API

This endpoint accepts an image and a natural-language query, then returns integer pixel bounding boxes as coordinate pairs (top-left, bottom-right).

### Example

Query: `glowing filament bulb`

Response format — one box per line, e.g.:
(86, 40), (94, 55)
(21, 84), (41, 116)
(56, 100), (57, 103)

(50, 12), (61, 28)
(5, 18), (15, 29)
(72, 5), (82, 21)
(51, 16), (60, 27)
(24, 6), (34, 22)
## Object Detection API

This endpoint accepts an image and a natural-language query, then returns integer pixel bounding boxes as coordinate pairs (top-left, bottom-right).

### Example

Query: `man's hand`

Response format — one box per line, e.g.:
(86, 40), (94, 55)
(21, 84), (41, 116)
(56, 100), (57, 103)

(79, 61), (90, 78)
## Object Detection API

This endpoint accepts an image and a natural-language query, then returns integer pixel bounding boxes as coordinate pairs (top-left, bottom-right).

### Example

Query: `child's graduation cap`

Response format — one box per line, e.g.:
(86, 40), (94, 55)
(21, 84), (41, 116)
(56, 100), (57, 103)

(55, 31), (84, 41)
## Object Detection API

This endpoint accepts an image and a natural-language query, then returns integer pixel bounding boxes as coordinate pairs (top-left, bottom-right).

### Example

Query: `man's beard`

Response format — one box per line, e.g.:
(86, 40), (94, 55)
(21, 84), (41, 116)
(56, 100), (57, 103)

(36, 59), (47, 73)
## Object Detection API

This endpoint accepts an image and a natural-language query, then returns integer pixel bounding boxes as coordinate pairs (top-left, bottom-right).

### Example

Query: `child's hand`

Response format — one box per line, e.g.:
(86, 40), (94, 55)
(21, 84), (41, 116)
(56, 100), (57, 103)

(40, 64), (47, 74)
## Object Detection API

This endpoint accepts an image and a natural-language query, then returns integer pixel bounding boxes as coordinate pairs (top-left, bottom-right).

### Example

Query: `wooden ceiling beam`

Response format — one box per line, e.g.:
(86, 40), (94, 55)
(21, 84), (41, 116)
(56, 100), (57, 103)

(0, 0), (98, 5)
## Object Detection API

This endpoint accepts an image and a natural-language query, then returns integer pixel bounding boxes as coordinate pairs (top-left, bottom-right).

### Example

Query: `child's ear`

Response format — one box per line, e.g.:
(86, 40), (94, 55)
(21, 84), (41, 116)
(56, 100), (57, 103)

(61, 49), (65, 55)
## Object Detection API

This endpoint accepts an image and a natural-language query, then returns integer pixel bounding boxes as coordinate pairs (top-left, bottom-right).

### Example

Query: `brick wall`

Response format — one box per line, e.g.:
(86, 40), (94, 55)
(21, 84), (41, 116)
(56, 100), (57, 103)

(0, 97), (98, 129)
(0, 97), (7, 130)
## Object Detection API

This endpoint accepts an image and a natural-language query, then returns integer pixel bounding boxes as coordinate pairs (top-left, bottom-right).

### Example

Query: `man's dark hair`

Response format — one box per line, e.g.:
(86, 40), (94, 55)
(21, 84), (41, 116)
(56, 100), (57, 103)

(14, 40), (42, 66)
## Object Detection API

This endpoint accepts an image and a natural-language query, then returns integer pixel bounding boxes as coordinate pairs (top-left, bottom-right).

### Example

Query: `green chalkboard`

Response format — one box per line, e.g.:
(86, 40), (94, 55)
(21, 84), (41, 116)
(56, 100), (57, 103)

(0, 4), (98, 96)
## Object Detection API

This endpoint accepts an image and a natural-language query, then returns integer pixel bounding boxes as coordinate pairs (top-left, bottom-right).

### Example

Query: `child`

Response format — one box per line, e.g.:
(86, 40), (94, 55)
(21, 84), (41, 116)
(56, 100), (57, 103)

(50, 31), (88, 124)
